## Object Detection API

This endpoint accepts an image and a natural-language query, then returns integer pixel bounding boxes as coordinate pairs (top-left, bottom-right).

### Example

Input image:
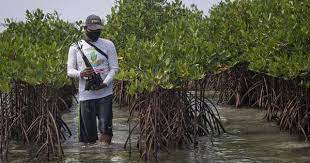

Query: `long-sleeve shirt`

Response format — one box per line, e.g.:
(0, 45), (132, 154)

(67, 38), (119, 101)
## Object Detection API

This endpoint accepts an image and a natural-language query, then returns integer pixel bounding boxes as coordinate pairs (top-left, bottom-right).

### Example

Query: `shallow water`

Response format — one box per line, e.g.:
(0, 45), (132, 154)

(4, 103), (310, 163)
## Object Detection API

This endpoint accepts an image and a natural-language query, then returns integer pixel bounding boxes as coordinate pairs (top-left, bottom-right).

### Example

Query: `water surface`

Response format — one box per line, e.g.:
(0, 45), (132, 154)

(5, 103), (310, 163)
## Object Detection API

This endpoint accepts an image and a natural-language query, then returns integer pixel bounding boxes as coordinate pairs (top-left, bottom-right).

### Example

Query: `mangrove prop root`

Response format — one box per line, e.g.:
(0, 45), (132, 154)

(0, 81), (73, 159)
(206, 63), (310, 141)
(124, 82), (225, 160)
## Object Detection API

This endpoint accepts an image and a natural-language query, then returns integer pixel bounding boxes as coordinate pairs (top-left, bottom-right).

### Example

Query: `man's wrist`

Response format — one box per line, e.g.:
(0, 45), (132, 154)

(79, 71), (88, 79)
(79, 71), (83, 78)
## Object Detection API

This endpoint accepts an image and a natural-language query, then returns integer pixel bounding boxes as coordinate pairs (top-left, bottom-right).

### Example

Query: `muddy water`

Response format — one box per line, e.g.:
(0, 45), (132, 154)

(5, 103), (310, 163)
(203, 107), (310, 163)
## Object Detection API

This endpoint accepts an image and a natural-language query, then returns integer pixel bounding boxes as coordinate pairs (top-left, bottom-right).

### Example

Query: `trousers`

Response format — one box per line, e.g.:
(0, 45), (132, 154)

(79, 94), (113, 143)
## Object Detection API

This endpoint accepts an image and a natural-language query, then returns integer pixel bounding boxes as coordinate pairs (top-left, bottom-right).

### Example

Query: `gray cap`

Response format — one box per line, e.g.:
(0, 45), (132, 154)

(85, 14), (103, 30)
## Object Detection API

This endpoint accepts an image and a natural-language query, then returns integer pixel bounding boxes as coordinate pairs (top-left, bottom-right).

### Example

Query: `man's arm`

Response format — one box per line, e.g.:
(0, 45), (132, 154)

(67, 45), (81, 78)
(103, 41), (120, 85)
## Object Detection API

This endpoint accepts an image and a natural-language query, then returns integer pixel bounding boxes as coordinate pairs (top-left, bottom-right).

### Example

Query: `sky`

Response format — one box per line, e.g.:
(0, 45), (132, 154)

(0, 0), (221, 31)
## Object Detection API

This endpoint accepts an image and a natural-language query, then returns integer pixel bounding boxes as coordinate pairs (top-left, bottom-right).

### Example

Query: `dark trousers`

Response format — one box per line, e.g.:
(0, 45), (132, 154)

(79, 95), (113, 143)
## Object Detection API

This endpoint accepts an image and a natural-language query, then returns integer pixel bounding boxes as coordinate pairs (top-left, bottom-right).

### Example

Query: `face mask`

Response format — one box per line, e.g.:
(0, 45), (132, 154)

(85, 30), (101, 42)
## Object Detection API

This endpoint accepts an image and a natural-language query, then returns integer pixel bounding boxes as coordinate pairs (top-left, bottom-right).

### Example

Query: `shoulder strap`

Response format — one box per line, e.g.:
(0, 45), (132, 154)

(75, 42), (93, 68)
(84, 39), (109, 60)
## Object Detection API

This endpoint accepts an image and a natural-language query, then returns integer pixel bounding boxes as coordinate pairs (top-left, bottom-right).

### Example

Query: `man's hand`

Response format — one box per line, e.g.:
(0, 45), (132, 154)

(80, 67), (94, 78)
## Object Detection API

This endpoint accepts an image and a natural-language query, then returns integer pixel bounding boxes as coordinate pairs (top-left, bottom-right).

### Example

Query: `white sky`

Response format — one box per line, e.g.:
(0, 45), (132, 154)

(0, 0), (221, 31)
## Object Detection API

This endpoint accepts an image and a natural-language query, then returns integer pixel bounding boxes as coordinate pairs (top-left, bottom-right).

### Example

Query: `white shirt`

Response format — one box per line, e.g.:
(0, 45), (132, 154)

(67, 38), (119, 101)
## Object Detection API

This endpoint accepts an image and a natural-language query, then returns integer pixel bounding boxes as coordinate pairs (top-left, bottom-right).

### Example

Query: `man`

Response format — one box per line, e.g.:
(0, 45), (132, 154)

(67, 14), (119, 145)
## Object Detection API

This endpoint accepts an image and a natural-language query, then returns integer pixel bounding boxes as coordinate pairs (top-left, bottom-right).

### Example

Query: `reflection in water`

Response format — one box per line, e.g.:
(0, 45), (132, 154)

(5, 102), (310, 163)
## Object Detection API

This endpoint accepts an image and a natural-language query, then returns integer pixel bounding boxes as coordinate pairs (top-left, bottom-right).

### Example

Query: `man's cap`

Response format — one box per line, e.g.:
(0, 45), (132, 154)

(85, 14), (103, 30)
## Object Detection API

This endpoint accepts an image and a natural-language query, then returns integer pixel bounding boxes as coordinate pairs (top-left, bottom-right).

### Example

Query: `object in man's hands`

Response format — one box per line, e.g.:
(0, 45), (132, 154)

(85, 78), (107, 90)
(76, 42), (106, 91)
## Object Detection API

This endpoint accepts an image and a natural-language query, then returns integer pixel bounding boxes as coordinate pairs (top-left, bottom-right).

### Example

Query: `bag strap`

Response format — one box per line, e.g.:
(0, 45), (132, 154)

(75, 42), (93, 69)
(84, 39), (109, 60)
